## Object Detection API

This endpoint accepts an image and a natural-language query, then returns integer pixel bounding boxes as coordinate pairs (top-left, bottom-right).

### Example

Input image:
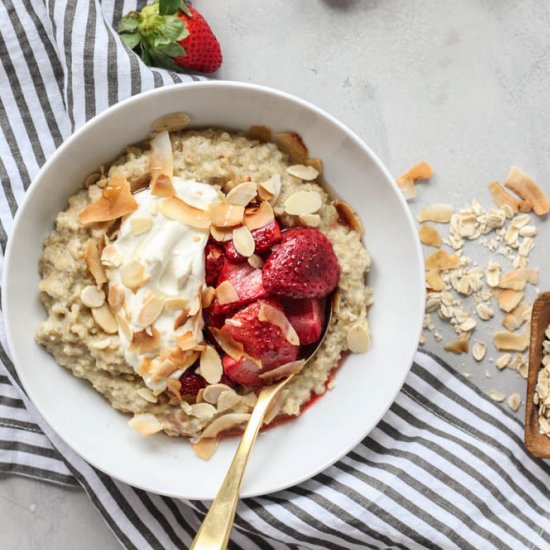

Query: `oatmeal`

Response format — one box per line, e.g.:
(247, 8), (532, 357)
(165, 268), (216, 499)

(36, 120), (371, 453)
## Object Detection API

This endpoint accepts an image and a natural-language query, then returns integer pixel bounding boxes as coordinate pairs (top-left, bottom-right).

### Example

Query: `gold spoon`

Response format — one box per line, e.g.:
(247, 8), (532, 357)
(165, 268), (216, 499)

(190, 294), (335, 550)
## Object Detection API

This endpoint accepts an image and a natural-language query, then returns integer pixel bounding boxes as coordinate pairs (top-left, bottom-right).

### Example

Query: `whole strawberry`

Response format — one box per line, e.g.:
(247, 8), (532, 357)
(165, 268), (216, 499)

(118, 0), (222, 74)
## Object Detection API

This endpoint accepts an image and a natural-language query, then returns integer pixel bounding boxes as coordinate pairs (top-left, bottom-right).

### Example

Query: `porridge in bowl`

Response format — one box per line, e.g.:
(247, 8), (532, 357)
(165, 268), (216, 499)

(36, 116), (372, 457)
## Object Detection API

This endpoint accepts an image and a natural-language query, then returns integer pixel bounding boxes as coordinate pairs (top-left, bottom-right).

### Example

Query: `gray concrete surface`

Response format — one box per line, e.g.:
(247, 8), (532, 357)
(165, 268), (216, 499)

(3, 0), (550, 548)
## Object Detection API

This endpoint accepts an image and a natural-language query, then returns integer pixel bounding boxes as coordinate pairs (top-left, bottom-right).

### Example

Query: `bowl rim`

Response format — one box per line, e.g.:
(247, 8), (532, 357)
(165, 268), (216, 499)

(2, 80), (425, 498)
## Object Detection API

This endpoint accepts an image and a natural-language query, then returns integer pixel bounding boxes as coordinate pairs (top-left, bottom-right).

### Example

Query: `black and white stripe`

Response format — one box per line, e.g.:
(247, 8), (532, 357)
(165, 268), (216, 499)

(1, 1), (550, 549)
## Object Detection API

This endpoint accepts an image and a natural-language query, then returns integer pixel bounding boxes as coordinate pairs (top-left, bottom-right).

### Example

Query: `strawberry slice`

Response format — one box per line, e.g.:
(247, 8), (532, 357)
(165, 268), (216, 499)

(284, 298), (325, 345)
(225, 219), (282, 261)
(221, 298), (299, 369)
(211, 260), (268, 314)
(204, 241), (225, 286)
(222, 355), (264, 388)
(262, 228), (341, 298)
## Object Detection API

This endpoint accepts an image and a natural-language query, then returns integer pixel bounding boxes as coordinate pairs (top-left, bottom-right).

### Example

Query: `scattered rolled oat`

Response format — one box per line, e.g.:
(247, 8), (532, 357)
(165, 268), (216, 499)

(472, 341), (487, 362)
(495, 353), (512, 370)
(418, 204), (454, 223)
(507, 393), (522, 412)
(487, 389), (506, 402)
(535, 323), (550, 437)
(493, 331), (529, 352)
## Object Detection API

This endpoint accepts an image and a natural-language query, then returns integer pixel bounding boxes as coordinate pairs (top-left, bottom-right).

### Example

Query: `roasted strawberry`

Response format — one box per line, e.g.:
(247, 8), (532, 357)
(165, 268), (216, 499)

(262, 228), (340, 298)
(179, 371), (207, 396)
(211, 260), (268, 314)
(221, 298), (299, 369)
(222, 355), (264, 388)
(284, 298), (325, 345)
(205, 242), (225, 286)
(225, 219), (282, 261)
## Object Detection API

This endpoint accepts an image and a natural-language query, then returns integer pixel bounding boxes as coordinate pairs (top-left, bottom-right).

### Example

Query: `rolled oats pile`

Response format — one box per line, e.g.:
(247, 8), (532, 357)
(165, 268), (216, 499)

(534, 324), (550, 436)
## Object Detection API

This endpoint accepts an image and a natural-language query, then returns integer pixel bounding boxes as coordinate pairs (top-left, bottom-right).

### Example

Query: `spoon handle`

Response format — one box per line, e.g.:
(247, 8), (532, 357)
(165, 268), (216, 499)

(190, 380), (287, 550)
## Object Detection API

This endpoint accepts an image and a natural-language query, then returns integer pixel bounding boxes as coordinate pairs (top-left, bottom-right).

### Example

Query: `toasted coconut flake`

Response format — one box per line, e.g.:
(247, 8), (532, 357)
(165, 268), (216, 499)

(136, 294), (165, 328)
(299, 213), (321, 228)
(258, 174), (281, 202)
(418, 224), (442, 247)
(80, 285), (105, 308)
(150, 131), (174, 196)
(496, 289), (524, 313)
(210, 327), (244, 360)
(498, 268), (538, 290)
(425, 270), (445, 291)
(396, 162), (432, 200)
(248, 125), (272, 141)
(472, 341), (487, 362)
(200, 346), (223, 384)
(488, 181), (520, 213)
(149, 358), (179, 381)
(193, 437), (219, 460)
(444, 336), (469, 354)
(128, 413), (162, 436)
(334, 200), (364, 234)
(507, 393), (522, 412)
(202, 287), (216, 308)
(130, 327), (160, 354)
(79, 175), (138, 225)
(504, 166), (550, 216)
(273, 132), (308, 164)
(209, 203), (244, 228)
(502, 302), (531, 331)
(131, 216), (153, 235)
(203, 384), (232, 405)
(217, 390), (242, 412)
(232, 225), (255, 257)
(225, 182), (257, 206)
(417, 204), (453, 223)
(167, 348), (199, 371)
(487, 390), (506, 402)
(160, 196), (211, 229)
(258, 302), (300, 345)
(244, 201), (275, 231)
(91, 304), (118, 334)
(190, 402), (217, 420)
(165, 296), (188, 310)
(216, 280), (239, 305)
(494, 331), (529, 351)
(173, 308), (190, 330)
(247, 254), (264, 269)
(424, 249), (460, 270)
(259, 360), (305, 383)
(120, 261), (148, 292)
(101, 244), (123, 268)
(287, 164), (319, 181)
(284, 190), (322, 216)
(152, 112), (191, 132)
(200, 413), (251, 439)
(347, 323), (370, 353)
(84, 239), (107, 285)
(137, 387), (158, 404)
(176, 331), (196, 351)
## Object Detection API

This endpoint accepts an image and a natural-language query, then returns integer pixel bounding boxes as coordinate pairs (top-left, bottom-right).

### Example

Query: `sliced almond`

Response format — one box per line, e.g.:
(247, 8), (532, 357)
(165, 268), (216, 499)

(130, 327), (161, 354)
(216, 280), (239, 305)
(91, 337), (111, 350)
(334, 200), (364, 234)
(241, 392), (258, 408)
(507, 393), (522, 412)
(417, 204), (453, 223)
(225, 181), (258, 206)
(101, 244), (123, 268)
(496, 289), (524, 313)
(472, 341), (487, 362)
(202, 286), (216, 308)
(487, 390), (506, 402)
(225, 319), (242, 327)
(287, 164), (319, 181)
(418, 224), (442, 248)
(131, 216), (153, 235)
(504, 166), (550, 216)
(258, 174), (281, 202)
(193, 438), (219, 460)
(152, 112), (191, 132)
(128, 413), (163, 436)
(200, 346), (223, 384)
(137, 387), (158, 404)
(189, 402), (217, 420)
(79, 175), (138, 225)
(92, 304), (118, 334)
(258, 303), (300, 345)
(444, 336), (469, 354)
(210, 327), (244, 360)
(273, 132), (309, 164)
(200, 413), (251, 440)
(498, 268), (538, 290)
(210, 225), (233, 242)
(284, 190), (322, 216)
(488, 181), (520, 213)
(165, 296), (188, 310)
(136, 294), (165, 328)
(80, 285), (105, 308)
(347, 323), (370, 353)
(247, 254), (264, 269)
(232, 225), (255, 257)
(502, 302), (531, 331)
(120, 261), (148, 293)
(150, 131), (174, 197)
(160, 196), (211, 229)
(244, 201), (275, 231)
(424, 249), (460, 270)
(203, 383), (232, 405)
(299, 213), (321, 228)
(84, 239), (107, 285)
(115, 312), (133, 341)
(259, 360), (305, 384)
(493, 331), (529, 351)
(426, 270), (445, 291)
(216, 390), (241, 412)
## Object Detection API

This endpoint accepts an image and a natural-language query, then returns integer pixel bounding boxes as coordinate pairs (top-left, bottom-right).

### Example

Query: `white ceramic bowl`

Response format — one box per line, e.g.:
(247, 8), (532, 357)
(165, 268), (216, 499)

(3, 82), (424, 500)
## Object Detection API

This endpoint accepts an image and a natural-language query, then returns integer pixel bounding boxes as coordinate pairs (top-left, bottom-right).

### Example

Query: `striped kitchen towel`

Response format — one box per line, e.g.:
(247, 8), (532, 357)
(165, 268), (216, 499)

(1, 1), (550, 549)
